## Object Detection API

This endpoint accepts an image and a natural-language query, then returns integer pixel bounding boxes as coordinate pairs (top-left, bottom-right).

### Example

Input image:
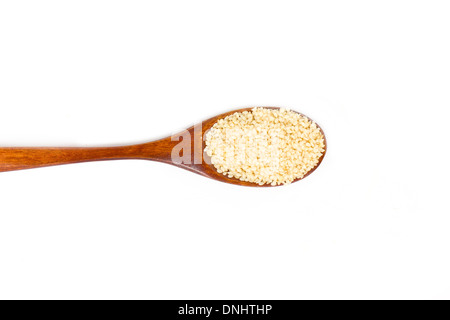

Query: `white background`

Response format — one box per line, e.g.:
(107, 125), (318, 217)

(0, 0), (449, 300)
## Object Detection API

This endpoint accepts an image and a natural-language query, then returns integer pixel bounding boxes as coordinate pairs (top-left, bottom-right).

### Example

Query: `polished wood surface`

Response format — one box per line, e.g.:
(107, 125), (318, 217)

(0, 107), (327, 186)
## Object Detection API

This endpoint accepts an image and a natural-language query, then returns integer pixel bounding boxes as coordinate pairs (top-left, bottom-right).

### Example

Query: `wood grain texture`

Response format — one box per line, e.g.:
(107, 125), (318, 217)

(0, 107), (327, 186)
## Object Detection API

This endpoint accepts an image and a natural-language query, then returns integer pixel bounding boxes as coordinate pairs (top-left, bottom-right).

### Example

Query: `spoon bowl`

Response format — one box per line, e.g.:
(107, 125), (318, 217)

(0, 107), (327, 186)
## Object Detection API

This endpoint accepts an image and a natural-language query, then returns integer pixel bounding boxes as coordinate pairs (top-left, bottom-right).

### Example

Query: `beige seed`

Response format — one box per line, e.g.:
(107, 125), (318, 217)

(204, 107), (324, 185)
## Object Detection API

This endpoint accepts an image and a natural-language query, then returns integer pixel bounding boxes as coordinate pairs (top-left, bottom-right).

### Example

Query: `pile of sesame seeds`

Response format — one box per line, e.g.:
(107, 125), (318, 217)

(205, 107), (325, 185)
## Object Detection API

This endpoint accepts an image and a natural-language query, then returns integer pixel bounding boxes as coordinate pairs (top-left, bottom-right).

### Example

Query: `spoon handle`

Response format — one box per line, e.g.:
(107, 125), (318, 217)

(0, 131), (196, 173)
(0, 144), (152, 172)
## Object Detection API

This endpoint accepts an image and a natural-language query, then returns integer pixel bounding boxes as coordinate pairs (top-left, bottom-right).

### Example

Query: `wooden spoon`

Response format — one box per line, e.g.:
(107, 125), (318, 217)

(0, 107), (326, 186)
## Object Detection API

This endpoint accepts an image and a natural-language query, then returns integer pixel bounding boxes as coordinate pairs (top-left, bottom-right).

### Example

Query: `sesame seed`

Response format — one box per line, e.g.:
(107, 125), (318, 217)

(205, 108), (325, 185)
